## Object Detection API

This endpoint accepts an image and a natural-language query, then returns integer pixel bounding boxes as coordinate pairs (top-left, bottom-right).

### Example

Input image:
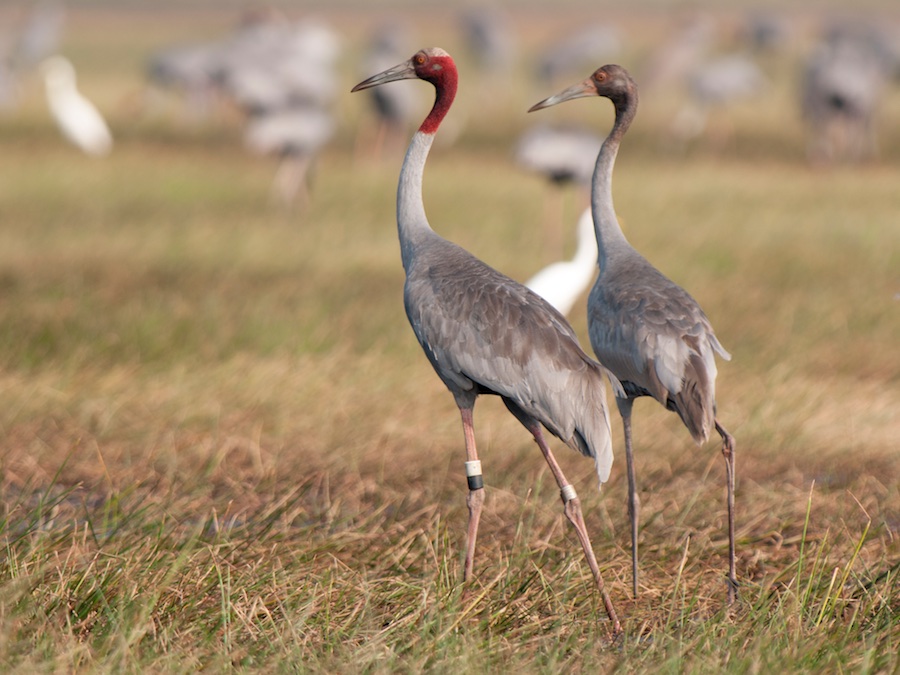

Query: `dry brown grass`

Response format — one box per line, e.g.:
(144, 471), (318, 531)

(1, 3), (898, 671)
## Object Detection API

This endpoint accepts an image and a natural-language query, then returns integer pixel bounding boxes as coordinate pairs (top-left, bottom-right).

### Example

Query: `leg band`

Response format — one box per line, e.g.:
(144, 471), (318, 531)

(560, 484), (577, 502)
(465, 460), (484, 490)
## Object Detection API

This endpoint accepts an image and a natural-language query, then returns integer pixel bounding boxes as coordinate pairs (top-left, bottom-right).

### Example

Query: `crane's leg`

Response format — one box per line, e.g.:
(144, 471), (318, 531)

(526, 421), (621, 633)
(616, 397), (640, 599)
(715, 419), (737, 604)
(459, 406), (485, 582)
(272, 153), (312, 209)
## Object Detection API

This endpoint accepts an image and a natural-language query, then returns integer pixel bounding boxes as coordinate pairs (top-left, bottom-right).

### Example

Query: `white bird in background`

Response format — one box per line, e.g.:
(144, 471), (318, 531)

(525, 206), (597, 317)
(40, 56), (112, 156)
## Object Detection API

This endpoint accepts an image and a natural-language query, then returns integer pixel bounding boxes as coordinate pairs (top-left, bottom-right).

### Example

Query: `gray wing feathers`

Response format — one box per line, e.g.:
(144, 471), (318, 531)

(589, 260), (727, 444)
(406, 239), (615, 484)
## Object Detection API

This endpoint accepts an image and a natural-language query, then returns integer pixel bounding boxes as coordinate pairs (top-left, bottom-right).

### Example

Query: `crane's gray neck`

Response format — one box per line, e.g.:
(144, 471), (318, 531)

(397, 131), (435, 272)
(591, 93), (638, 272)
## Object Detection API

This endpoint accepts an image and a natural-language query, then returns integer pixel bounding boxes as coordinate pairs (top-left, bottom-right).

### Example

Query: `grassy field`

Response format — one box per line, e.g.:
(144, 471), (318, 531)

(1, 5), (899, 672)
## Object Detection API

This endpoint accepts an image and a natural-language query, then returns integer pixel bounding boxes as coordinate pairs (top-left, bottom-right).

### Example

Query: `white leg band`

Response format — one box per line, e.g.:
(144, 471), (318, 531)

(561, 484), (578, 502)
(465, 460), (484, 490)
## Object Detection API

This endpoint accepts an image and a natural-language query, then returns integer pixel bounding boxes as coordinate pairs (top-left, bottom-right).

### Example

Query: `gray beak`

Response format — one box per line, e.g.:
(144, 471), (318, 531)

(528, 77), (597, 112)
(351, 59), (417, 92)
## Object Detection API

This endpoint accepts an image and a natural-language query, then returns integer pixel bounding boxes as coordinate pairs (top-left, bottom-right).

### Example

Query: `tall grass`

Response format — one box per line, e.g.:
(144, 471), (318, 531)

(1, 4), (898, 671)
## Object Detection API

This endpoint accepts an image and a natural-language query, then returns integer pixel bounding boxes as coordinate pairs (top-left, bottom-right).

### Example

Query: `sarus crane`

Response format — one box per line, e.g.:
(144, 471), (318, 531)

(352, 48), (623, 631)
(531, 64), (737, 603)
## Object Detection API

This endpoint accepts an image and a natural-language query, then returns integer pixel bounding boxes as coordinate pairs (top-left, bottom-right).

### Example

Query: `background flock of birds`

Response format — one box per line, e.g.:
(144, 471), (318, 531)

(2, 2), (899, 630)
(1, 4), (899, 216)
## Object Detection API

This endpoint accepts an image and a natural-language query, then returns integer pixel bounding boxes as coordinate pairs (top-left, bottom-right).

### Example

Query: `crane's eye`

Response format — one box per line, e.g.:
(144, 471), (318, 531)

(415, 53), (426, 65)
(595, 70), (607, 82)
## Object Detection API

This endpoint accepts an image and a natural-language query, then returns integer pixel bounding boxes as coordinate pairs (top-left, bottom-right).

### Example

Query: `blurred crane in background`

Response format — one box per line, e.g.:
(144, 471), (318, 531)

(670, 53), (768, 147)
(12, 0), (65, 72)
(641, 14), (715, 92)
(515, 123), (602, 268)
(0, 0), (66, 111)
(243, 104), (335, 207)
(217, 15), (339, 208)
(145, 41), (222, 122)
(459, 7), (515, 76)
(144, 11), (340, 207)
(515, 124), (602, 187)
(536, 24), (622, 86)
(801, 22), (894, 163)
(355, 20), (419, 160)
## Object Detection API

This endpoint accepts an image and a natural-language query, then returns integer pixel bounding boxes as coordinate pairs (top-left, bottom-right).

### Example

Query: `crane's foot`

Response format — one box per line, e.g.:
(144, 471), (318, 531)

(726, 574), (739, 605)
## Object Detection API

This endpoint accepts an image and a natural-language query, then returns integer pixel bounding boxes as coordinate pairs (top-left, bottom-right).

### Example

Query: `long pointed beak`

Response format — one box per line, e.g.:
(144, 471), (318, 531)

(351, 59), (417, 92)
(528, 77), (597, 112)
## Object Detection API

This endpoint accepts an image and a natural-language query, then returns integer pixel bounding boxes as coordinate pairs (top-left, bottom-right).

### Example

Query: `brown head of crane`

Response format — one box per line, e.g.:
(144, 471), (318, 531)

(353, 49), (624, 632)
(530, 65), (738, 603)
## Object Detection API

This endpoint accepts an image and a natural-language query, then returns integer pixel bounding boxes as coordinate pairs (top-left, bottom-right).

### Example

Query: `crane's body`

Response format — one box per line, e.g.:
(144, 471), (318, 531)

(403, 202), (614, 480)
(243, 105), (335, 206)
(40, 56), (112, 157)
(514, 124), (602, 186)
(531, 64), (737, 602)
(353, 48), (622, 632)
(587, 246), (729, 444)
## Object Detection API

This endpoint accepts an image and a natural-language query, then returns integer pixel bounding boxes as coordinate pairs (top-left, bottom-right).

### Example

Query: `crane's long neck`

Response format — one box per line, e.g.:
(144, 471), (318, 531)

(396, 74), (456, 273)
(591, 92), (637, 272)
(397, 131), (435, 270)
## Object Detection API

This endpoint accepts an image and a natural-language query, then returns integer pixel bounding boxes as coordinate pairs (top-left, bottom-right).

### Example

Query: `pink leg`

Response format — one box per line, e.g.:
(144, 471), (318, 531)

(528, 423), (621, 633)
(459, 407), (484, 582)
